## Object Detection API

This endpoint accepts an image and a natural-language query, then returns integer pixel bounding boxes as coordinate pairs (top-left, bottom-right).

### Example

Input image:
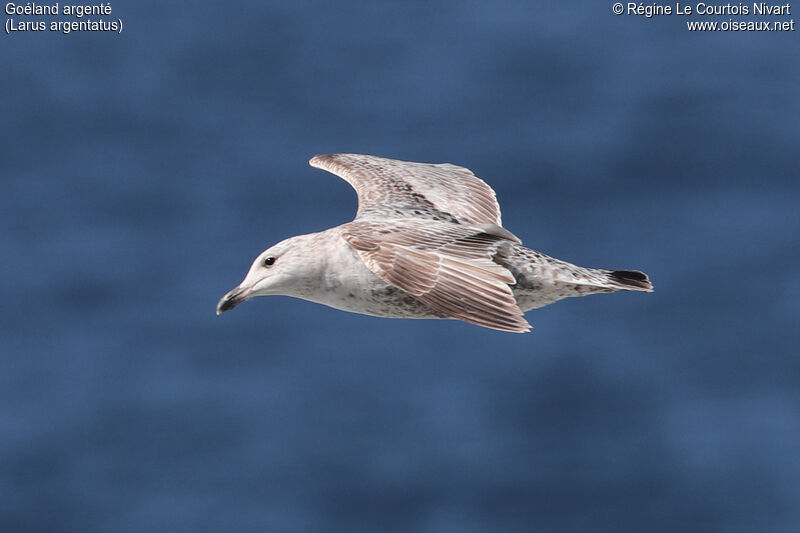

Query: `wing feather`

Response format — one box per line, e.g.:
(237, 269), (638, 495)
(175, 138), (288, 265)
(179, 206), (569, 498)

(310, 153), (504, 226)
(342, 220), (530, 333)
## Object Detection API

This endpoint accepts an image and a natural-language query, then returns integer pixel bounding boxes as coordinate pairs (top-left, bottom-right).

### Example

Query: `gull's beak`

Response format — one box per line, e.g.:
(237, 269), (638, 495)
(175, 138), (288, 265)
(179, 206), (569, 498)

(216, 285), (250, 315)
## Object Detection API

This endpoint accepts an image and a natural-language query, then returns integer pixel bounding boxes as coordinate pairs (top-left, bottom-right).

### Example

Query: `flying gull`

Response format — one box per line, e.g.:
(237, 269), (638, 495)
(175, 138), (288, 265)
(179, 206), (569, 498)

(217, 154), (653, 332)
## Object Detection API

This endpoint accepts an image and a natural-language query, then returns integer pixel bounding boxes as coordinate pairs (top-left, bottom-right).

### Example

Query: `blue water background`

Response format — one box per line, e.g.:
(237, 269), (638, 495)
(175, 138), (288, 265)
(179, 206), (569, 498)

(1, 2), (798, 532)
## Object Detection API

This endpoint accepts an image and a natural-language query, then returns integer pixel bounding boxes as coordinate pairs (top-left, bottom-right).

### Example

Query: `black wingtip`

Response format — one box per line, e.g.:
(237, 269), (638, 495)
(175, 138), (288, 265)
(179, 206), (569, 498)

(608, 270), (654, 291)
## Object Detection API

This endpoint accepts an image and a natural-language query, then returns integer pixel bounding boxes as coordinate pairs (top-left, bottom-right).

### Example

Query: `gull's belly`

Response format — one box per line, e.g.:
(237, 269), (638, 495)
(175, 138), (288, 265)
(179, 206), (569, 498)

(318, 281), (447, 319)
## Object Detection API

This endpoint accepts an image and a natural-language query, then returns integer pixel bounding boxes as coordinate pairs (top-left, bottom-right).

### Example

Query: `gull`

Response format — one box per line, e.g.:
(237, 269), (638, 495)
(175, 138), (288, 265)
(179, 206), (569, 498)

(216, 154), (653, 333)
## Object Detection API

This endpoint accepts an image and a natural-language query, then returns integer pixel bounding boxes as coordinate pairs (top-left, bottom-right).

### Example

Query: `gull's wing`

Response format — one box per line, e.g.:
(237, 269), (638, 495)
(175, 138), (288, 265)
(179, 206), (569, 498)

(310, 154), (504, 226)
(341, 220), (531, 333)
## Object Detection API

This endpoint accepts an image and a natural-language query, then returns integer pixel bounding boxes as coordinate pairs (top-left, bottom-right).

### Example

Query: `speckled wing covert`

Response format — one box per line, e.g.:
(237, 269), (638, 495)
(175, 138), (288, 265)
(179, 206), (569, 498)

(342, 219), (531, 333)
(309, 153), (504, 226)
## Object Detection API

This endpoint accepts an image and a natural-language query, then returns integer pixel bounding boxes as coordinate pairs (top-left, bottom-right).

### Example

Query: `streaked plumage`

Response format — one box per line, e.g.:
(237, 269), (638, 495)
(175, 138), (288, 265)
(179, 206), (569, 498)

(217, 154), (653, 333)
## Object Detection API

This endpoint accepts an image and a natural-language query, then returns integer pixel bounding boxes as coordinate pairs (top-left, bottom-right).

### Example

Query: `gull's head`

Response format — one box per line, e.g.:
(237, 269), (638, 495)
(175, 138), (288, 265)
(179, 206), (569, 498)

(216, 235), (316, 315)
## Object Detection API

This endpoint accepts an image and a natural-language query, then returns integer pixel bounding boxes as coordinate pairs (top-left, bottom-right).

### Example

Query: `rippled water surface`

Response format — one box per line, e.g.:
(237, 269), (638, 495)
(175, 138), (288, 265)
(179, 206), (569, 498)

(1, 2), (798, 532)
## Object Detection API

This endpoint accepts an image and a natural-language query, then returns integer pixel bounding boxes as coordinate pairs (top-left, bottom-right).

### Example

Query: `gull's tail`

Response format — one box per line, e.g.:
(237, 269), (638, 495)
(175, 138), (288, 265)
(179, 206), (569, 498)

(604, 269), (653, 292)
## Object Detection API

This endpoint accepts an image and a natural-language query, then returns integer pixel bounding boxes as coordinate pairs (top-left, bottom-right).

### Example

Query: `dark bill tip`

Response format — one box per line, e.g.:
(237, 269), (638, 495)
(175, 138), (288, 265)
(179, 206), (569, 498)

(216, 286), (248, 315)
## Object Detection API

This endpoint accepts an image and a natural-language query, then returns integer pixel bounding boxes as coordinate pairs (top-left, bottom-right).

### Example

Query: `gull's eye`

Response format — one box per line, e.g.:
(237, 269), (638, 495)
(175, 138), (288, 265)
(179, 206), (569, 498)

(263, 256), (276, 267)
